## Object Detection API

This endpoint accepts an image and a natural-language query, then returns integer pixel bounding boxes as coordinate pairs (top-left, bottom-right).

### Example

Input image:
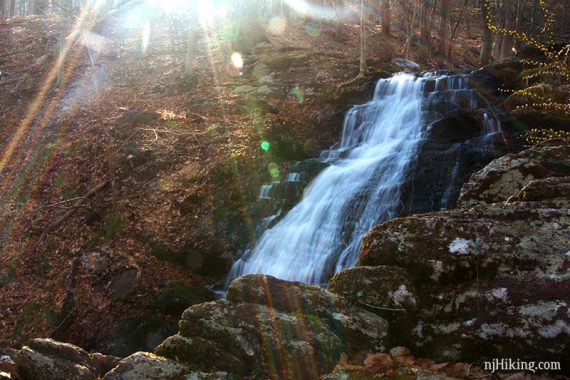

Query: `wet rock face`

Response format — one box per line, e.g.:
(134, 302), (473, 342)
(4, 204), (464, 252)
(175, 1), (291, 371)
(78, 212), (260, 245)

(350, 144), (570, 367)
(458, 144), (570, 207)
(155, 274), (389, 379)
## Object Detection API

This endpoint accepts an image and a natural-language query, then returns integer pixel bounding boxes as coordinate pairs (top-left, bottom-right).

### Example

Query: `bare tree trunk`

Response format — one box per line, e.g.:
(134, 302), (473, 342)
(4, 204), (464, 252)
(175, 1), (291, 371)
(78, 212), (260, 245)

(359, 0), (367, 75)
(9, 0), (15, 16)
(498, 0), (515, 60)
(465, 0), (473, 38)
(529, 0), (536, 36)
(480, 0), (493, 65)
(381, 0), (390, 35)
(333, 0), (345, 42)
(447, 0), (470, 62)
(420, 0), (431, 61)
(438, 0), (450, 65)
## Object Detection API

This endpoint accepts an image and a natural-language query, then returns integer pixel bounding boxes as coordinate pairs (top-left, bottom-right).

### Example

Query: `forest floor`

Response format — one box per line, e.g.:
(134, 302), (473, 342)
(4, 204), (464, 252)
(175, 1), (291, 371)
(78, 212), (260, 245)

(0, 7), (482, 356)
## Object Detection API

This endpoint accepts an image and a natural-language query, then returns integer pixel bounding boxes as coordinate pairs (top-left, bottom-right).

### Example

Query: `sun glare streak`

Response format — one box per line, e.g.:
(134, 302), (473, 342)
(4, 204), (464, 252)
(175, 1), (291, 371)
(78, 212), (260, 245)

(0, 4), (92, 175)
(141, 23), (151, 53)
(0, 2), (98, 257)
(283, 0), (353, 20)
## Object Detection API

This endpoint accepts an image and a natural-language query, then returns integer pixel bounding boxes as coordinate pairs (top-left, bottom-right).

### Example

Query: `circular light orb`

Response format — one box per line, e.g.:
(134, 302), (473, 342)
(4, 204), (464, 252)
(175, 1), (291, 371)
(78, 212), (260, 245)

(260, 141), (271, 152)
(268, 16), (287, 35)
(231, 52), (244, 70)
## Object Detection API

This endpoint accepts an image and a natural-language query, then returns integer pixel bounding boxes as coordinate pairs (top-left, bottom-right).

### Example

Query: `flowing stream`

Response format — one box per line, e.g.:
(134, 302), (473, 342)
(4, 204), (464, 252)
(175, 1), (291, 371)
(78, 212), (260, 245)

(228, 72), (501, 285)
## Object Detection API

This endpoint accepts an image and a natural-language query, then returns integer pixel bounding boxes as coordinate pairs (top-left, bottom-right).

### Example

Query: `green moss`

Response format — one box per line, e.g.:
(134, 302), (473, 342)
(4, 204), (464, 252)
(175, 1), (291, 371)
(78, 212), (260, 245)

(102, 212), (124, 240)
(0, 263), (16, 288)
(12, 303), (56, 339)
(64, 141), (83, 157)
(34, 252), (50, 276)
(85, 212), (125, 248)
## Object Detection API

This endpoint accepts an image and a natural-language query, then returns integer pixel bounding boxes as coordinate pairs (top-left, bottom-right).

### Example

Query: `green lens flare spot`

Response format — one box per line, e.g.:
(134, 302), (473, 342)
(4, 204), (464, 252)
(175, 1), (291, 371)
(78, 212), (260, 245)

(268, 163), (280, 179)
(290, 85), (304, 102)
(261, 141), (271, 151)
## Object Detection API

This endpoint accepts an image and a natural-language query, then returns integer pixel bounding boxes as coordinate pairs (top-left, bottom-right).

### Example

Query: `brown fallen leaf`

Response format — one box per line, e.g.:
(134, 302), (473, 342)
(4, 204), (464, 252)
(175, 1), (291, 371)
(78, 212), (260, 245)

(394, 355), (416, 366)
(364, 352), (394, 373)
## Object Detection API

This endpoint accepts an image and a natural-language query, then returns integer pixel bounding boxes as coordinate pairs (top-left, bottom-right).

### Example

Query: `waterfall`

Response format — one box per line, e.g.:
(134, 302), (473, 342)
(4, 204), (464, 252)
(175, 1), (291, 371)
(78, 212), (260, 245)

(228, 72), (498, 285)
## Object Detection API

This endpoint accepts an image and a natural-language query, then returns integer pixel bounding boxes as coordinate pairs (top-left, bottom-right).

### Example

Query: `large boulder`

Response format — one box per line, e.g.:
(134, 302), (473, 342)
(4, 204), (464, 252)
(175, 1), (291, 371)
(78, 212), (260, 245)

(358, 202), (569, 363)
(14, 339), (118, 380)
(351, 143), (570, 367)
(103, 352), (203, 380)
(155, 275), (389, 379)
(457, 143), (570, 207)
(328, 266), (418, 314)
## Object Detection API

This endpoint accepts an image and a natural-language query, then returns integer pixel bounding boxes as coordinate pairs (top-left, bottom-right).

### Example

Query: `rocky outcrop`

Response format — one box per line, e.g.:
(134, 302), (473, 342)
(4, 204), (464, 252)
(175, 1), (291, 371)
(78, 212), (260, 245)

(457, 143), (570, 207)
(11, 339), (119, 380)
(346, 143), (570, 367)
(153, 274), (389, 379)
(102, 352), (232, 380)
(328, 266), (418, 314)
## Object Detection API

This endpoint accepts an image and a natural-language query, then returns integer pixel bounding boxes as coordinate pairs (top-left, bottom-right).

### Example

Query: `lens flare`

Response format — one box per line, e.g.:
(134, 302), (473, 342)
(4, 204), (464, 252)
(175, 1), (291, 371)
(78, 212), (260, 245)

(261, 141), (271, 151)
(141, 23), (151, 53)
(231, 52), (244, 70)
(268, 16), (287, 35)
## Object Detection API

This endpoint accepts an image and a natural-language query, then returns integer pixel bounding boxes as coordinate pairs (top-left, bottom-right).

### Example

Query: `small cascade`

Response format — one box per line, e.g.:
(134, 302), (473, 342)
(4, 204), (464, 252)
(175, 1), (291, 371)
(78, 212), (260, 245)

(228, 72), (502, 286)
(286, 172), (301, 182)
(258, 183), (276, 200)
(482, 111), (502, 136)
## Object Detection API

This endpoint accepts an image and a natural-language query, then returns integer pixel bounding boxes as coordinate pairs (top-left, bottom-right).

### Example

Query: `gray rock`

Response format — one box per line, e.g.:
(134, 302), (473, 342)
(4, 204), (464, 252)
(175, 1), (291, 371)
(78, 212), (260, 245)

(357, 143), (570, 366)
(156, 275), (389, 379)
(457, 144), (570, 207)
(109, 270), (139, 301)
(328, 266), (418, 313)
(16, 346), (96, 380)
(507, 175), (570, 203)
(103, 352), (190, 380)
(391, 58), (420, 71)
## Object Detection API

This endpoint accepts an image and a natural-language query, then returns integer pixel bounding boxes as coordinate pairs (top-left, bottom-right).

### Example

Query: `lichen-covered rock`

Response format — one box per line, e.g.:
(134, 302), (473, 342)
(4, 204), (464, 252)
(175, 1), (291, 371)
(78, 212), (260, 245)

(507, 176), (570, 203)
(226, 275), (389, 351)
(328, 266), (418, 313)
(156, 275), (389, 379)
(96, 351), (232, 380)
(360, 204), (569, 285)
(457, 144), (570, 207)
(13, 339), (120, 380)
(102, 352), (191, 380)
(0, 354), (18, 380)
(505, 83), (570, 110)
(158, 300), (341, 378)
(16, 346), (97, 380)
(358, 202), (570, 366)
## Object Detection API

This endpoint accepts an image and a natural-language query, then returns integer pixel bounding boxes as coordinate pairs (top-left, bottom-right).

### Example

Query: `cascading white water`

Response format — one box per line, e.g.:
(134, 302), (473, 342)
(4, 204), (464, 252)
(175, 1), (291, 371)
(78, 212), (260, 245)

(228, 72), (498, 285)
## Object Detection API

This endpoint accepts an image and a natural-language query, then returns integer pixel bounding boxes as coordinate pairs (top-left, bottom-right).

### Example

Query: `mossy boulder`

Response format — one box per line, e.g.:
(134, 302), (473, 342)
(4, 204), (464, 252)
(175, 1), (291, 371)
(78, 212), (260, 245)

(155, 275), (389, 379)
(328, 266), (418, 314)
(457, 144), (570, 207)
(103, 352), (190, 380)
(14, 339), (117, 380)
(505, 83), (570, 110)
(357, 143), (570, 366)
